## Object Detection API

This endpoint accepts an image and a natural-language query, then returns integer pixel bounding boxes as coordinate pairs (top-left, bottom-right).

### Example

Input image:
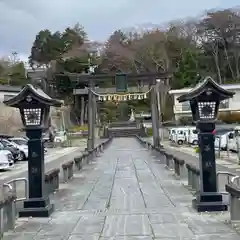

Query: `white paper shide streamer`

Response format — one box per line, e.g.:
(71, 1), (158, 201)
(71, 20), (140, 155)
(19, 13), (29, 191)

(89, 87), (152, 102)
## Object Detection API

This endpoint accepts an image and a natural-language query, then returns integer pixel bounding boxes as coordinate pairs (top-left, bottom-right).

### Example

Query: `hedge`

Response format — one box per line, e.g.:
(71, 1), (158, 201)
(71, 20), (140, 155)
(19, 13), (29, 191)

(146, 128), (153, 136)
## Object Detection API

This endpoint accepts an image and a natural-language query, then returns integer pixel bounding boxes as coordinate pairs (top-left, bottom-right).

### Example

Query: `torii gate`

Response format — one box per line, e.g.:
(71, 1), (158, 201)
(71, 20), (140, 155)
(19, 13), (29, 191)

(53, 72), (172, 150)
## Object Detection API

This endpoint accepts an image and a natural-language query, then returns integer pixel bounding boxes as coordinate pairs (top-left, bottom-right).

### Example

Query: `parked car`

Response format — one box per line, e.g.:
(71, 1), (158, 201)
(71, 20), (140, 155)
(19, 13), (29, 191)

(9, 137), (47, 154)
(0, 139), (20, 162)
(8, 138), (29, 160)
(9, 137), (28, 146)
(0, 134), (14, 139)
(186, 127), (198, 145)
(0, 147), (14, 170)
(54, 131), (67, 143)
(0, 138), (27, 161)
(214, 128), (234, 150)
(172, 127), (189, 145)
(168, 128), (177, 141)
(227, 126), (240, 152)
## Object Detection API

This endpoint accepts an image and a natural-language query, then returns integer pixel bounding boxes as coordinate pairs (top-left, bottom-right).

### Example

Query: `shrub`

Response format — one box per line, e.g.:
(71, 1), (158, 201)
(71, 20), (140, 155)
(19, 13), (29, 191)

(70, 125), (88, 132)
(146, 128), (153, 136)
(194, 146), (199, 153)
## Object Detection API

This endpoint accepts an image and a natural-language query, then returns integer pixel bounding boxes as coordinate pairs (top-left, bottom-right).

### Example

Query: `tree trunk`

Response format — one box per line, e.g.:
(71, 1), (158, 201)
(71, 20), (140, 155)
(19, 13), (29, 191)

(235, 53), (240, 80)
(213, 48), (222, 84)
(224, 47), (235, 80)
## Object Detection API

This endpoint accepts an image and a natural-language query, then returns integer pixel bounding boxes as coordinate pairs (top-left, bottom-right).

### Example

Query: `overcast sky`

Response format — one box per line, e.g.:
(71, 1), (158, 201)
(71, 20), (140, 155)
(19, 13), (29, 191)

(0, 0), (238, 61)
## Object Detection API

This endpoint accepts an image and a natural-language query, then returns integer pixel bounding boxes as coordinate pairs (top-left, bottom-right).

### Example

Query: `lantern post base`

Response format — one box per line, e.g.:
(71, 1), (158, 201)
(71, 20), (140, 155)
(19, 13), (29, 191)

(19, 197), (54, 218)
(192, 192), (228, 212)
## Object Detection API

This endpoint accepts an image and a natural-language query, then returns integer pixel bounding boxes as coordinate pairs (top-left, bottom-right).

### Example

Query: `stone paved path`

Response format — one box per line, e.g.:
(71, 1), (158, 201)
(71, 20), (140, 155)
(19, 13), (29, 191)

(3, 138), (240, 239)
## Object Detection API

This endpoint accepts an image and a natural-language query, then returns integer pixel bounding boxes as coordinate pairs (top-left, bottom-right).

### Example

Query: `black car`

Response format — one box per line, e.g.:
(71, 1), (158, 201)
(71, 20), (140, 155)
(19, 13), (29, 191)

(0, 134), (14, 139)
(0, 139), (20, 162)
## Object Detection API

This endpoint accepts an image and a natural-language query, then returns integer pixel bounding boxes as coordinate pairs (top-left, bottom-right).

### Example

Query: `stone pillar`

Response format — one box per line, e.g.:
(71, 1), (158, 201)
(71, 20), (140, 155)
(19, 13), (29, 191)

(80, 96), (85, 126)
(87, 79), (95, 151)
(150, 85), (160, 148)
(84, 100), (88, 124)
(19, 129), (53, 217)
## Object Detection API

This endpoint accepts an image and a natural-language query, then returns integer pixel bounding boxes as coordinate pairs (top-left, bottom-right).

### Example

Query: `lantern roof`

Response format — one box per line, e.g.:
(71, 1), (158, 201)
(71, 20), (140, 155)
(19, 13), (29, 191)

(177, 76), (235, 102)
(3, 84), (62, 108)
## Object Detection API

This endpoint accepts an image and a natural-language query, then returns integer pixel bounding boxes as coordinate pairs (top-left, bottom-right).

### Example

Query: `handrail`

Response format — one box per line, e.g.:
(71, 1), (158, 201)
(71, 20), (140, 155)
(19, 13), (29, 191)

(3, 178), (28, 202)
(3, 183), (13, 191)
(231, 175), (240, 184)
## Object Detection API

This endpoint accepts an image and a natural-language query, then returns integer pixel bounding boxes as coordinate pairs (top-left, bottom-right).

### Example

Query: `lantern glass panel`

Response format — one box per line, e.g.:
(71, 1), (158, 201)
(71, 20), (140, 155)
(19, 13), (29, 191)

(23, 108), (42, 126)
(197, 101), (216, 120)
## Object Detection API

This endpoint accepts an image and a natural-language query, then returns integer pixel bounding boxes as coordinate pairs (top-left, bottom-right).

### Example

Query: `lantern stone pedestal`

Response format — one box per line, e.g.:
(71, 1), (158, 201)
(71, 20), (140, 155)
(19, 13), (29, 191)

(2, 84), (62, 218)
(19, 129), (54, 218)
(192, 193), (227, 212)
(192, 122), (227, 212)
(177, 77), (235, 212)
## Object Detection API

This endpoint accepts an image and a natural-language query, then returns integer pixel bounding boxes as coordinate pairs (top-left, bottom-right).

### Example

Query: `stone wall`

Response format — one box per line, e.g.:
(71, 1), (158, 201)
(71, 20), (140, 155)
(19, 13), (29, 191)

(0, 104), (23, 135)
(0, 104), (74, 136)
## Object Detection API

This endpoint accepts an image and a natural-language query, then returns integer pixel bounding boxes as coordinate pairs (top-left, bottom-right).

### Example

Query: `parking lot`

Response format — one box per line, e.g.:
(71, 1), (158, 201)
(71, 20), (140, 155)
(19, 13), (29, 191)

(0, 147), (81, 178)
(145, 125), (240, 173)
(0, 145), (86, 202)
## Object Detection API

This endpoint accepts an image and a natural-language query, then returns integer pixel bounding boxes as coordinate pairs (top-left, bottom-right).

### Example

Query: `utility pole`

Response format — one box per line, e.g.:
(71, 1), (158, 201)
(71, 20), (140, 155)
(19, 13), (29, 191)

(12, 52), (18, 64)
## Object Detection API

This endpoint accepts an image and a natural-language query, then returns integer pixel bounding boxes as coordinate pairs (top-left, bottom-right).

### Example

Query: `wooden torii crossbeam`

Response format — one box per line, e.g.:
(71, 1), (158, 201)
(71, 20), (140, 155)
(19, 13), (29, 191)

(53, 71), (171, 85)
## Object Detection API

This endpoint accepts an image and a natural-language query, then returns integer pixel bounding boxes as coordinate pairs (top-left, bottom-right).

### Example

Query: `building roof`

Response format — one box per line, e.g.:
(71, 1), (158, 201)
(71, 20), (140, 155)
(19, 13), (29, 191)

(169, 83), (240, 95)
(3, 84), (62, 107)
(177, 76), (235, 102)
(0, 85), (22, 93)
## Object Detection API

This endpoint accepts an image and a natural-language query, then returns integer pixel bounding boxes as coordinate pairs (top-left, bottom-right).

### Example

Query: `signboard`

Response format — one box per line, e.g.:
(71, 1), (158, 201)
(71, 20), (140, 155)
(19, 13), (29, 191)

(115, 73), (127, 92)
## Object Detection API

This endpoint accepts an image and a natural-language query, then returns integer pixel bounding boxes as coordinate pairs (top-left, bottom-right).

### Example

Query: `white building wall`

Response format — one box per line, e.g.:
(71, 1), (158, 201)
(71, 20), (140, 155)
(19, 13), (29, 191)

(229, 89), (240, 111)
(171, 88), (240, 120)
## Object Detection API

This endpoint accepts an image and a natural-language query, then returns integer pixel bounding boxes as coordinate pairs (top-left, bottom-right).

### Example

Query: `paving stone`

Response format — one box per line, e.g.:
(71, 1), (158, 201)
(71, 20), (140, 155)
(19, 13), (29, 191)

(3, 138), (240, 239)
(68, 235), (100, 240)
(37, 223), (75, 236)
(151, 223), (194, 238)
(195, 233), (240, 239)
(72, 216), (105, 234)
(102, 214), (152, 237)
(149, 213), (183, 224)
(34, 235), (67, 240)
(3, 233), (36, 240)
(100, 237), (153, 240)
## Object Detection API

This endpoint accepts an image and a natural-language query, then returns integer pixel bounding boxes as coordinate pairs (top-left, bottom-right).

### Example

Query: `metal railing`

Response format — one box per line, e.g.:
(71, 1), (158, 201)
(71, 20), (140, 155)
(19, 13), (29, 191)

(217, 171), (237, 194)
(231, 175), (240, 185)
(0, 178), (28, 238)
(3, 178), (28, 202)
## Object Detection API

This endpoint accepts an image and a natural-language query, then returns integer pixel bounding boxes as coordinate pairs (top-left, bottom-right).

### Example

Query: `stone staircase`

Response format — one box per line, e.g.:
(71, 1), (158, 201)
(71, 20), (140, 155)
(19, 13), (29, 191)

(104, 121), (147, 138)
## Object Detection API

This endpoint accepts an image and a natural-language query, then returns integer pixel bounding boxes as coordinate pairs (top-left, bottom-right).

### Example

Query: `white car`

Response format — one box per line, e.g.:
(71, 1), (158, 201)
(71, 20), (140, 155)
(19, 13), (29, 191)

(9, 138), (29, 160)
(214, 129), (234, 151)
(187, 127), (198, 145)
(54, 131), (67, 143)
(0, 150), (14, 170)
(172, 127), (189, 145)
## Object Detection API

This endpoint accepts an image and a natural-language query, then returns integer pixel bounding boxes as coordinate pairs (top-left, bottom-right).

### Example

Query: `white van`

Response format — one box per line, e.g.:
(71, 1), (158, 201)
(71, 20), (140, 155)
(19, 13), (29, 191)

(187, 127), (198, 145)
(168, 128), (177, 141)
(172, 127), (189, 145)
(54, 131), (67, 143)
(227, 126), (240, 152)
(214, 129), (234, 150)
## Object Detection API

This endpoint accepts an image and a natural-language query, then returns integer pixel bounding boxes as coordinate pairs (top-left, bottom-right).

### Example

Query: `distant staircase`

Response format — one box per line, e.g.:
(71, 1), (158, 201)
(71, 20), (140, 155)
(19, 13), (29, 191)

(104, 121), (147, 138)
